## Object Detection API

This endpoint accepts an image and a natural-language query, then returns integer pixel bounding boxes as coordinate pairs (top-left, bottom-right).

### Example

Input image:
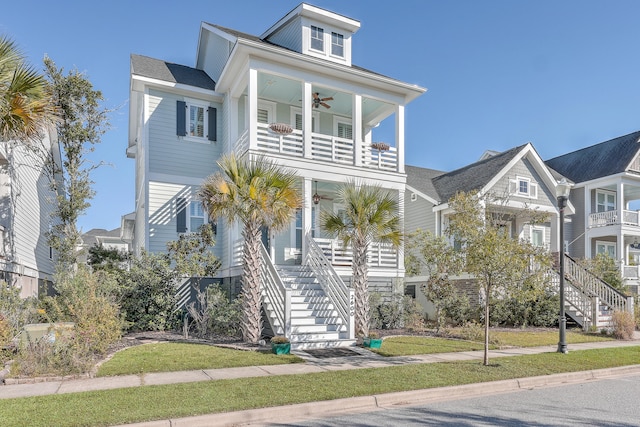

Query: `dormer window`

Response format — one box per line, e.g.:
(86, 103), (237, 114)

(311, 26), (324, 51)
(331, 32), (344, 57)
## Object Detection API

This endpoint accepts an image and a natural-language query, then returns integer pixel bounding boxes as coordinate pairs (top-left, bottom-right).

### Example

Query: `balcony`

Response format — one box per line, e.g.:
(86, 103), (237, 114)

(234, 123), (398, 172)
(588, 210), (640, 228)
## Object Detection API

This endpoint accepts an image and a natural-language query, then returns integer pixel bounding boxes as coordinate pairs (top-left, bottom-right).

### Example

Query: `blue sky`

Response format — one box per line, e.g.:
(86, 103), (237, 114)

(2, 1), (640, 232)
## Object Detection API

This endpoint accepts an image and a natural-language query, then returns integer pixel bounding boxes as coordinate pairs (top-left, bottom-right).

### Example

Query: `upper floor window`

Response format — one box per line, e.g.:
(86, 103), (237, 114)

(311, 26), (324, 51)
(596, 191), (615, 213)
(335, 119), (352, 140)
(510, 176), (537, 199)
(177, 197), (209, 234)
(189, 201), (206, 232)
(331, 32), (344, 57)
(176, 100), (217, 142)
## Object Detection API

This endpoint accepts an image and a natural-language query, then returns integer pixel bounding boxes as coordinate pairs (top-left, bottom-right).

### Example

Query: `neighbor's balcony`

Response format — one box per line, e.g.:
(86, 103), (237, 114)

(588, 210), (640, 228)
(234, 123), (398, 172)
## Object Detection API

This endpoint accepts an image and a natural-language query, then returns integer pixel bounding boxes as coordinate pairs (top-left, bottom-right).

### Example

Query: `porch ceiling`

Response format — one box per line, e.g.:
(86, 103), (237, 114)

(252, 72), (394, 126)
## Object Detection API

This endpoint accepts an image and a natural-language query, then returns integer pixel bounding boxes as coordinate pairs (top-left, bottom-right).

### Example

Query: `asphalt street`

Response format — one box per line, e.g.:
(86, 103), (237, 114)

(275, 374), (640, 426)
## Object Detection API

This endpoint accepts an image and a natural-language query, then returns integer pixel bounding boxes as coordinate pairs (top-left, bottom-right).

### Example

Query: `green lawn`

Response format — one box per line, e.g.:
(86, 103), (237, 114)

(373, 330), (613, 357)
(4, 346), (640, 427)
(97, 342), (303, 377)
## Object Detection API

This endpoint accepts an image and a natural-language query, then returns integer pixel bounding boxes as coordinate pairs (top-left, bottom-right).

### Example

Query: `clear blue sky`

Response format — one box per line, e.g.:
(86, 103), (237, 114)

(3, 1), (640, 232)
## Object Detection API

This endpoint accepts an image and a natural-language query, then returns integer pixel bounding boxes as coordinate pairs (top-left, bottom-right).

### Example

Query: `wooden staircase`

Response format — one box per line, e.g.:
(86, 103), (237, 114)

(552, 253), (634, 330)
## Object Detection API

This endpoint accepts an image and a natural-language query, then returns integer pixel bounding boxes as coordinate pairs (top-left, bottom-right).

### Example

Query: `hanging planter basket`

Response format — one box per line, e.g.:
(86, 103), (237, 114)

(268, 123), (294, 135)
(371, 142), (390, 151)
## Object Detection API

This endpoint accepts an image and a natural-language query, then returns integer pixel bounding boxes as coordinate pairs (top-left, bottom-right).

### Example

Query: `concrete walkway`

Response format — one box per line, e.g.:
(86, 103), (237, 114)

(2, 338), (640, 426)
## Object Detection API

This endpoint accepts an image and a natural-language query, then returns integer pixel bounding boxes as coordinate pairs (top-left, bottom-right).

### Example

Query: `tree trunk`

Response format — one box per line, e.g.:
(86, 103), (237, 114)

(241, 221), (263, 343)
(484, 295), (490, 366)
(352, 239), (370, 337)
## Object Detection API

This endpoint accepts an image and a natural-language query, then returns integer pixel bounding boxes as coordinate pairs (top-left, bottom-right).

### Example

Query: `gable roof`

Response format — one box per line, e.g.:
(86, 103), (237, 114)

(430, 144), (528, 202)
(545, 130), (640, 183)
(405, 165), (445, 203)
(130, 54), (216, 90)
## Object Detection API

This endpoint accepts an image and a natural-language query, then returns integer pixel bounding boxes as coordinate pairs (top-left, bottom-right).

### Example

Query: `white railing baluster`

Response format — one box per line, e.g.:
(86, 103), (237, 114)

(258, 242), (287, 337)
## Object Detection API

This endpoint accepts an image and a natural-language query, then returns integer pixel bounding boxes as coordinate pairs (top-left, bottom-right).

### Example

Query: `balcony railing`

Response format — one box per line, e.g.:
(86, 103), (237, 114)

(234, 123), (398, 172)
(589, 209), (640, 228)
(314, 238), (397, 268)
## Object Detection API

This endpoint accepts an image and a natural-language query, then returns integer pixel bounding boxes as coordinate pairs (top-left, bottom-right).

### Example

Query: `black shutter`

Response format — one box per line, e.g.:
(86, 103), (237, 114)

(207, 107), (217, 141)
(176, 101), (186, 136)
(176, 197), (187, 233)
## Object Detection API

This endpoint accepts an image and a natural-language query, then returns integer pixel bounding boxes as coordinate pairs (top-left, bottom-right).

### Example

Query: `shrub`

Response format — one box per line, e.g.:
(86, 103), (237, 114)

(187, 286), (242, 339)
(611, 311), (636, 340)
(270, 335), (289, 344)
(369, 293), (423, 330)
(118, 251), (179, 332)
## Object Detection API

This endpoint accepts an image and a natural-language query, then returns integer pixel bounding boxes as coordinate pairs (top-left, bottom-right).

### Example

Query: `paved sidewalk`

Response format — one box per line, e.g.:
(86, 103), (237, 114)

(1, 338), (639, 401)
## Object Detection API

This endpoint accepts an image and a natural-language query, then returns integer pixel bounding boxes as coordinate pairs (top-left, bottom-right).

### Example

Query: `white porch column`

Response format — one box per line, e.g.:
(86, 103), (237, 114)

(303, 82), (312, 158)
(584, 186), (592, 259)
(551, 210), (561, 253)
(302, 178), (313, 261)
(248, 68), (258, 151)
(617, 181), (625, 265)
(353, 94), (362, 167)
(397, 189), (405, 271)
(396, 104), (405, 174)
(229, 97), (238, 153)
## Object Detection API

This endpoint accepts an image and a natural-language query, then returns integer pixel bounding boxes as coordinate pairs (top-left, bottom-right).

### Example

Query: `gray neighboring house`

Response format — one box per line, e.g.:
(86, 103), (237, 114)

(404, 143), (572, 317)
(80, 227), (130, 263)
(546, 130), (640, 292)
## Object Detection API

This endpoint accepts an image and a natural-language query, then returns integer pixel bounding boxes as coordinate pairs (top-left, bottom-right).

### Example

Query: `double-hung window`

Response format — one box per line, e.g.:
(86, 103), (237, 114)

(530, 226), (545, 247)
(177, 198), (208, 234)
(331, 32), (344, 57)
(311, 26), (324, 51)
(189, 201), (206, 232)
(596, 191), (615, 213)
(188, 104), (205, 138)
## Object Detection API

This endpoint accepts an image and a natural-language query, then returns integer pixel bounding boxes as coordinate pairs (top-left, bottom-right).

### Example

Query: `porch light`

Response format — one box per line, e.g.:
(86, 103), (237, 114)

(313, 181), (320, 205)
(555, 177), (572, 355)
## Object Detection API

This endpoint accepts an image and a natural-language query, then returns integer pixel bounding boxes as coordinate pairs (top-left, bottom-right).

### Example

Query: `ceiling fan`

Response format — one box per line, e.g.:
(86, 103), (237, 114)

(313, 181), (333, 204)
(312, 92), (333, 109)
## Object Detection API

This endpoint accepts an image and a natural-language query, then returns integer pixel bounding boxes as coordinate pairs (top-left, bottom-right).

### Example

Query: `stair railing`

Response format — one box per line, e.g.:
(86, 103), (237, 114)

(305, 234), (355, 339)
(259, 242), (290, 336)
(564, 254), (631, 314)
(549, 270), (594, 330)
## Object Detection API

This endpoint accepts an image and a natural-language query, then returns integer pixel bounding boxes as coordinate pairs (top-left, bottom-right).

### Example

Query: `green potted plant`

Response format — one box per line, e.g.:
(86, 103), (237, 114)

(363, 331), (382, 349)
(270, 335), (291, 355)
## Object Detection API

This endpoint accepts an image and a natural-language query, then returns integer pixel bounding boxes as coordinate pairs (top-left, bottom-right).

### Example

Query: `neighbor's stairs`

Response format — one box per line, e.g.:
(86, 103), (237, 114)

(276, 266), (355, 350)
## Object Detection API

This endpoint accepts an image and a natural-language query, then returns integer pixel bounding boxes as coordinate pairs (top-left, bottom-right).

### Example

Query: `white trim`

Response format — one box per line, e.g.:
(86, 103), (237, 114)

(595, 189), (616, 213)
(290, 107), (319, 132)
(258, 99), (277, 123)
(182, 98), (210, 143)
(405, 184), (439, 206)
(333, 116), (352, 138)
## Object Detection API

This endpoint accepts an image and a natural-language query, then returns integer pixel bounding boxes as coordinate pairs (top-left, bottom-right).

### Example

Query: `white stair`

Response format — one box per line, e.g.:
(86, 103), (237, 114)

(276, 266), (356, 350)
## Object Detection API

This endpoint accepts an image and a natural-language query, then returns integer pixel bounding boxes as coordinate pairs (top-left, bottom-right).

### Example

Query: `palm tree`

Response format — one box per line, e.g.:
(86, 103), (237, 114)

(198, 154), (302, 343)
(0, 35), (54, 142)
(321, 181), (401, 337)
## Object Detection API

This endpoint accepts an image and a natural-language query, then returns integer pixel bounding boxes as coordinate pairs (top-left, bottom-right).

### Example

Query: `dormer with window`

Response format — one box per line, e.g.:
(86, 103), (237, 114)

(261, 3), (360, 66)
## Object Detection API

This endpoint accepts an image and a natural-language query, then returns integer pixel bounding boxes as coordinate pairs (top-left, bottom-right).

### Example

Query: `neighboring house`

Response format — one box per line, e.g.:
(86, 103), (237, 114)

(546, 130), (640, 293)
(404, 143), (569, 312)
(0, 131), (59, 297)
(127, 3), (425, 347)
(79, 227), (131, 265)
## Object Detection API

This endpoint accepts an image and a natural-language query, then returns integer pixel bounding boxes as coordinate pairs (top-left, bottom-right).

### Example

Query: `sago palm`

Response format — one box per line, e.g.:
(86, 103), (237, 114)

(0, 35), (55, 142)
(321, 181), (401, 337)
(198, 154), (302, 343)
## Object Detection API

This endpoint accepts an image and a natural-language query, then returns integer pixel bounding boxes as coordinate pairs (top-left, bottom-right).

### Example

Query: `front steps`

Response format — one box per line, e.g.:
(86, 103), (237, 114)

(276, 266), (356, 350)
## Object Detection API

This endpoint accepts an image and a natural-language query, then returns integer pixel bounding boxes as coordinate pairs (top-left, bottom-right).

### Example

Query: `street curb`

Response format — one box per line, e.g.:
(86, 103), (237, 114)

(118, 364), (640, 427)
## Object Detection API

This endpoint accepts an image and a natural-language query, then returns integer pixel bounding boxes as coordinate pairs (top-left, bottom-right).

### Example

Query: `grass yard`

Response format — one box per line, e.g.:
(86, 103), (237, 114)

(97, 342), (303, 377)
(373, 330), (614, 357)
(4, 346), (640, 427)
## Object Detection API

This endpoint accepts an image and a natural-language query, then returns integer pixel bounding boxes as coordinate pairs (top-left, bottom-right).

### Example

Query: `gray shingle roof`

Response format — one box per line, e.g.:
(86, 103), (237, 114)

(405, 165), (445, 202)
(545, 131), (640, 183)
(131, 54), (216, 90)
(430, 144), (528, 202)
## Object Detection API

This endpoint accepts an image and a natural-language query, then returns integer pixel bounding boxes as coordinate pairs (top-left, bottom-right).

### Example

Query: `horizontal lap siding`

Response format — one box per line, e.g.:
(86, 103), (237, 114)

(495, 158), (555, 209)
(404, 190), (436, 234)
(265, 17), (302, 52)
(148, 181), (222, 262)
(147, 90), (221, 179)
